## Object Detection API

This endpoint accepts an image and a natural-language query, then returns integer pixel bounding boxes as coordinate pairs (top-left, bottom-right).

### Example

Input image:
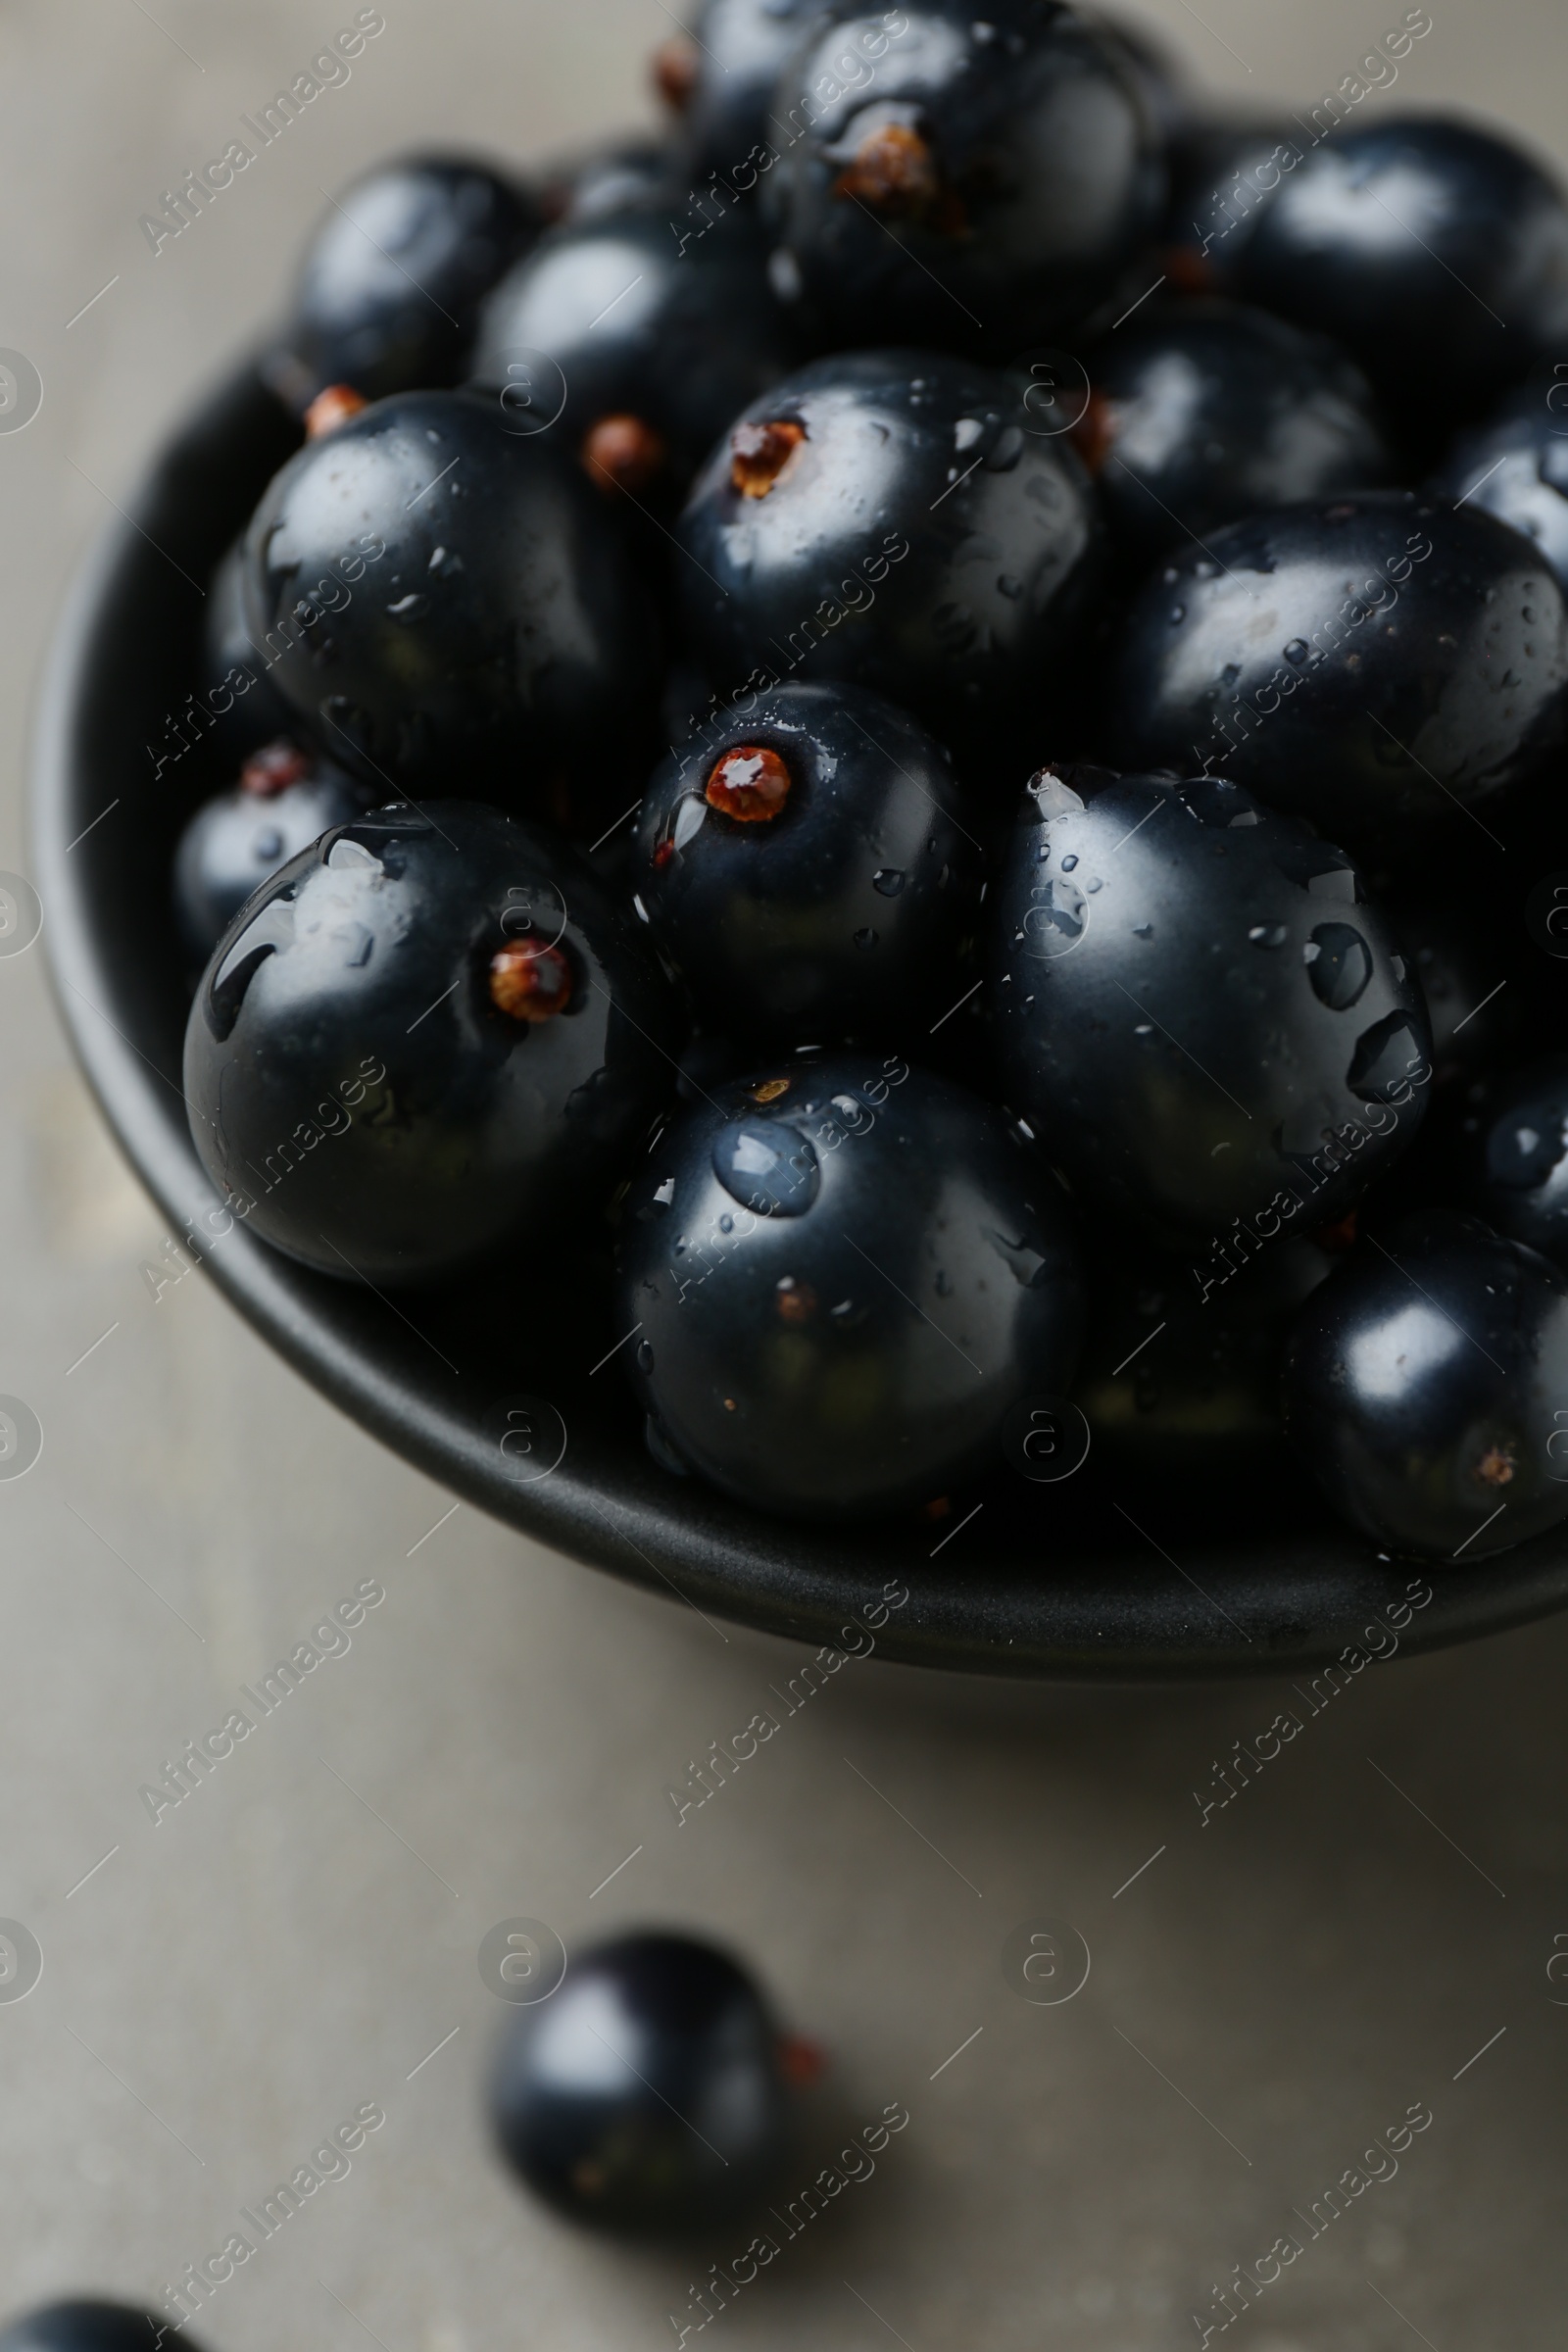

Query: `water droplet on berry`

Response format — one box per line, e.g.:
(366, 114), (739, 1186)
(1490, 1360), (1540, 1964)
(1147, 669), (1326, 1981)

(1306, 922), (1373, 1009)
(711, 1119), (820, 1216)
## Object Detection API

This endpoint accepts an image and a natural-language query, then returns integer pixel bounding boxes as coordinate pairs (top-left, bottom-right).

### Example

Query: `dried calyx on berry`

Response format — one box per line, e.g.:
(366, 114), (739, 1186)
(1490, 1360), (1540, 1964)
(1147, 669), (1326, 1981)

(706, 746), (792, 821)
(489, 940), (573, 1022)
(304, 383), (369, 439)
(729, 418), (806, 498)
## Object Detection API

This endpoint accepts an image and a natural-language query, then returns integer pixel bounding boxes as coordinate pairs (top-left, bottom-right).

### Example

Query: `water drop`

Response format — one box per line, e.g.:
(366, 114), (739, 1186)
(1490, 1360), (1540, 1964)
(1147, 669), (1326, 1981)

(873, 868), (906, 897)
(254, 827), (284, 861)
(1249, 922), (1287, 948)
(855, 927), (878, 949)
(1306, 922), (1373, 1009)
(1169, 604), (1186, 622)
(1348, 1011), (1423, 1102)
(711, 1119), (820, 1216)
(1284, 638), (1309, 665)
(997, 573), (1024, 599)
(636, 1341), (655, 1373)
(387, 593), (430, 622)
(1060, 852), (1080, 871)
(1132, 922), (1153, 939)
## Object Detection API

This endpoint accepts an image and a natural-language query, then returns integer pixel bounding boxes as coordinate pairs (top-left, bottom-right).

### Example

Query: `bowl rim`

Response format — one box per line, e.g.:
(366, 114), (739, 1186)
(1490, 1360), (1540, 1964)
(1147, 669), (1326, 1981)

(29, 353), (1568, 1682)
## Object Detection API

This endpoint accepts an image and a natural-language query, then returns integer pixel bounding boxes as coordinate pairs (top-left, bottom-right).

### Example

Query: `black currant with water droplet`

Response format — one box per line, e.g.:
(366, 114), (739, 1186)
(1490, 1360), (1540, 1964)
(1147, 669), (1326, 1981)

(634, 681), (984, 1049)
(617, 1056), (1084, 1518)
(272, 155), (540, 407)
(677, 350), (1104, 762)
(989, 765), (1431, 1249)
(240, 389), (661, 801)
(184, 802), (681, 1284)
(490, 1930), (796, 2231)
(1109, 494), (1568, 854)
(1282, 1209), (1568, 1558)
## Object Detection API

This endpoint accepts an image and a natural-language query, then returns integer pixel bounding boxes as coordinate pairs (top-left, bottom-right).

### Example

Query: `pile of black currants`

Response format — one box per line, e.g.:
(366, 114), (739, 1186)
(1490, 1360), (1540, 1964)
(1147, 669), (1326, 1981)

(169, 0), (1568, 1563)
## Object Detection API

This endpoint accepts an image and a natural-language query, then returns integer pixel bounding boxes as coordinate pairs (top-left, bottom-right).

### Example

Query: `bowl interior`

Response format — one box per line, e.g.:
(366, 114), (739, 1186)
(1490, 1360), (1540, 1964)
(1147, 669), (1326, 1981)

(31, 359), (1568, 1677)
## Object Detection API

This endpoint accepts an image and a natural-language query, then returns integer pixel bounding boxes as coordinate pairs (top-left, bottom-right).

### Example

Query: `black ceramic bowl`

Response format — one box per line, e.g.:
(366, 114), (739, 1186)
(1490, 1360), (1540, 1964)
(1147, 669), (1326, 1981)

(32, 362), (1568, 1676)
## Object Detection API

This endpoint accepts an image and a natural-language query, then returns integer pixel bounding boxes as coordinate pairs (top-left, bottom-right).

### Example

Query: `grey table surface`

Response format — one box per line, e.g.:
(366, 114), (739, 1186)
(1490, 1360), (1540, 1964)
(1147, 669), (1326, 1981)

(4, 0), (1568, 2344)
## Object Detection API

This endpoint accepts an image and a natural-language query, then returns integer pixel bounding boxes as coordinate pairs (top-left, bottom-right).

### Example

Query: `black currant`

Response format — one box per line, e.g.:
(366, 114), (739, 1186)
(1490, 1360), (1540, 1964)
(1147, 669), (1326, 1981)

(616, 1055), (1084, 1517)
(1282, 1210), (1568, 1558)
(273, 155), (540, 407)
(677, 349), (1104, 764)
(490, 1931), (794, 2231)
(239, 389), (661, 801)
(760, 0), (1166, 356)
(989, 765), (1432, 1250)
(184, 802), (681, 1284)
(634, 681), (984, 1048)
(1108, 494), (1568, 854)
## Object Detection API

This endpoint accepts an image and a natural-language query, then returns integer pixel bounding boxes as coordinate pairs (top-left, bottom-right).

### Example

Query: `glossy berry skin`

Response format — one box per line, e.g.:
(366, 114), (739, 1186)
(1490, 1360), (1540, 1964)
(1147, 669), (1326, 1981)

(1074, 1236), (1330, 1474)
(990, 767), (1432, 1250)
(635, 682), (983, 1047)
(760, 0), (1165, 357)
(0, 2308), (203, 2352)
(1160, 117), (1302, 292)
(490, 1932), (790, 2231)
(544, 138), (676, 227)
(677, 351), (1103, 762)
(471, 206), (794, 489)
(203, 533), (296, 754)
(240, 390), (660, 798)
(1109, 494), (1568, 854)
(654, 0), (819, 180)
(184, 803), (680, 1285)
(1079, 300), (1392, 571)
(1432, 374), (1568, 596)
(277, 156), (539, 405)
(172, 744), (369, 961)
(1235, 119), (1568, 427)
(1458, 1057), (1568, 1267)
(1282, 1210), (1568, 1559)
(617, 1057), (1084, 1518)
